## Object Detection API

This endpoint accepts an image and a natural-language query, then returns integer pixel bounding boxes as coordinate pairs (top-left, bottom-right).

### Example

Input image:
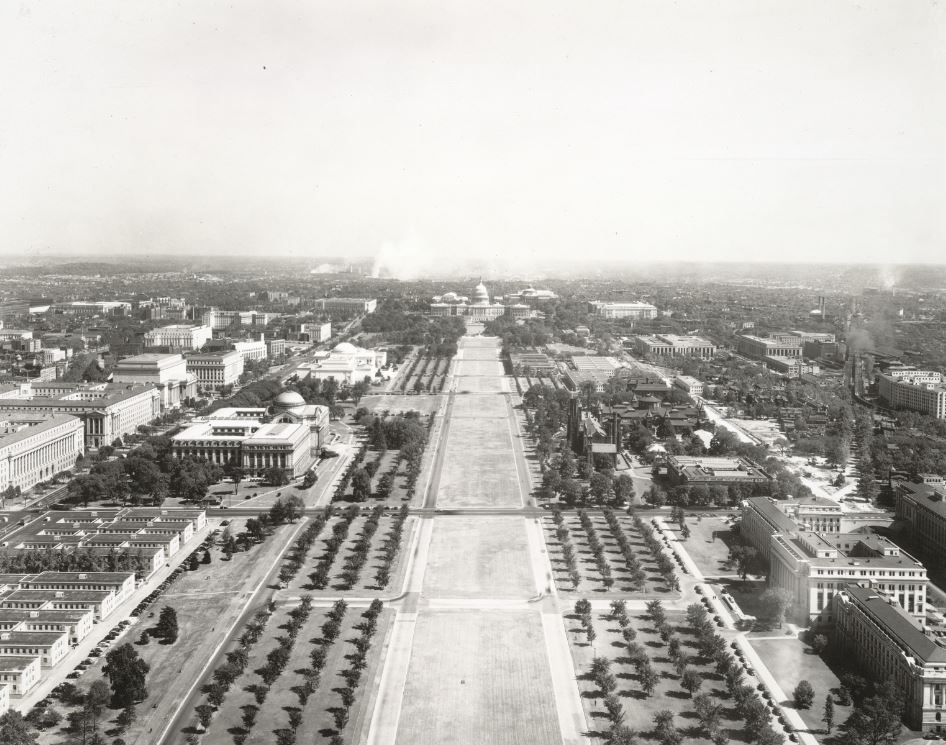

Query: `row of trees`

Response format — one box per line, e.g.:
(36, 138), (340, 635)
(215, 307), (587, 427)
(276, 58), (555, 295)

(374, 505), (410, 588)
(278, 512), (330, 586)
(633, 513), (679, 590)
(551, 511), (582, 588)
(308, 506), (359, 590)
(328, 599), (385, 741)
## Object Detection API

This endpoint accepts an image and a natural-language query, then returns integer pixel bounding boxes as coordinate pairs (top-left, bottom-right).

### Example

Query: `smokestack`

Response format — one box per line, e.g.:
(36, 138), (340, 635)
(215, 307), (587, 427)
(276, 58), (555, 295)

(819, 296), (826, 317)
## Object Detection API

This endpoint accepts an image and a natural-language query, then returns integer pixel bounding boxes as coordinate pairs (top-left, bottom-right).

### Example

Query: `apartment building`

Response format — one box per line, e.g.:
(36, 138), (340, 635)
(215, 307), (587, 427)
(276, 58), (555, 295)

(878, 370), (946, 419)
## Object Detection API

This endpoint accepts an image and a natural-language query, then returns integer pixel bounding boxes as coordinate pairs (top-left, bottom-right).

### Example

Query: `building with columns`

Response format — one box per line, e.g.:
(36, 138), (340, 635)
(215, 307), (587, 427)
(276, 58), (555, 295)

(170, 393), (326, 478)
(112, 353), (198, 411)
(0, 415), (84, 495)
(0, 383), (161, 450)
(832, 583), (946, 732)
(144, 324), (212, 352)
(429, 281), (510, 321)
(185, 351), (244, 391)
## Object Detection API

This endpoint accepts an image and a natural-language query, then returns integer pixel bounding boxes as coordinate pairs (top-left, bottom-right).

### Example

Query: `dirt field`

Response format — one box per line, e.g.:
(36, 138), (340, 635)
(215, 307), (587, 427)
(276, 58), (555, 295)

(395, 610), (561, 745)
(423, 517), (536, 598)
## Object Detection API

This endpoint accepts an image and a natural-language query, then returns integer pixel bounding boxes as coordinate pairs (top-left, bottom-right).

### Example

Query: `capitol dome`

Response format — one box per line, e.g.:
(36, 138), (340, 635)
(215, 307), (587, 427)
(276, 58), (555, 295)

(334, 342), (358, 354)
(272, 390), (306, 411)
(472, 281), (490, 305)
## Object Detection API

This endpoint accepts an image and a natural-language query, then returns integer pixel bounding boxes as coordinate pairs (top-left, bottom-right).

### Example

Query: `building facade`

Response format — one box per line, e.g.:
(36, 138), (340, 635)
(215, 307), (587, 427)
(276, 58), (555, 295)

(300, 322), (332, 343)
(635, 334), (716, 358)
(0, 415), (85, 494)
(735, 334), (803, 359)
(313, 298), (377, 314)
(112, 353), (198, 410)
(833, 584), (946, 732)
(878, 371), (946, 419)
(185, 351), (244, 390)
(589, 301), (658, 320)
(144, 324), (213, 352)
(0, 384), (161, 449)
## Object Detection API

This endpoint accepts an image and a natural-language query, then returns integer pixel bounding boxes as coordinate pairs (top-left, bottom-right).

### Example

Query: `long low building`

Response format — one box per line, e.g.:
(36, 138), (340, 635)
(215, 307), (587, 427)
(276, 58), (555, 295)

(0, 655), (41, 696)
(635, 334), (717, 359)
(0, 414), (84, 494)
(833, 584), (946, 732)
(0, 382), (161, 449)
(666, 455), (773, 489)
(735, 334), (803, 359)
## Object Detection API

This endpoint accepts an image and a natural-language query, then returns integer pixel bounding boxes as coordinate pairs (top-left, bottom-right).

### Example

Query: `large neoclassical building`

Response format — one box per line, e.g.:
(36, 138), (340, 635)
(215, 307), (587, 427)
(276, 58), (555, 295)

(170, 390), (329, 479)
(429, 281), (528, 321)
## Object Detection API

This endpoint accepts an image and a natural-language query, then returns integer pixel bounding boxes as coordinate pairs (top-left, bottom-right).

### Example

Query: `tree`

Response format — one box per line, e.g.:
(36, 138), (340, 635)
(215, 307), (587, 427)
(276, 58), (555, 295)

(0, 711), (37, 745)
(681, 668), (703, 697)
(302, 470), (318, 489)
(811, 633), (829, 655)
(283, 494), (305, 522)
(823, 693), (835, 734)
(103, 644), (150, 708)
(639, 665), (660, 697)
(693, 693), (721, 735)
(653, 710), (682, 745)
(793, 679), (815, 709)
(264, 466), (289, 487)
(840, 680), (903, 745)
(730, 544), (757, 581)
(351, 468), (372, 501)
(156, 606), (179, 643)
(760, 587), (793, 628)
(613, 474), (635, 504)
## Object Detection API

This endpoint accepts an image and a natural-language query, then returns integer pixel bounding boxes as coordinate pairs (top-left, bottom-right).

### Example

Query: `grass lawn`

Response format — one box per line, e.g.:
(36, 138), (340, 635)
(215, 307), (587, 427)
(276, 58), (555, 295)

(542, 512), (679, 596)
(565, 608), (761, 743)
(749, 637), (849, 735)
(200, 603), (392, 745)
(665, 514), (741, 578)
(434, 389), (525, 509)
(396, 610), (561, 745)
(423, 517), (537, 598)
(283, 514), (415, 596)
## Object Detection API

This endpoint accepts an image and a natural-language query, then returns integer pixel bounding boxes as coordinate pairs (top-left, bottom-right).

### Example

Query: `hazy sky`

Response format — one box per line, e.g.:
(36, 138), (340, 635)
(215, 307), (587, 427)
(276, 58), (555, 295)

(1, 1), (944, 271)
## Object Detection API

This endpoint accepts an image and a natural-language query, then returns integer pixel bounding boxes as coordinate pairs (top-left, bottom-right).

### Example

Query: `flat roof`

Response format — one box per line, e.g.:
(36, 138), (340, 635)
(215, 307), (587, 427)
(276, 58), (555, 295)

(0, 631), (67, 645)
(26, 572), (134, 583)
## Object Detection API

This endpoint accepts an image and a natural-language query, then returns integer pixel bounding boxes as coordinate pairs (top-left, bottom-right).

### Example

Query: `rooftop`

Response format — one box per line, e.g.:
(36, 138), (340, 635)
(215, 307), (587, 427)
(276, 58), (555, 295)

(841, 583), (946, 664)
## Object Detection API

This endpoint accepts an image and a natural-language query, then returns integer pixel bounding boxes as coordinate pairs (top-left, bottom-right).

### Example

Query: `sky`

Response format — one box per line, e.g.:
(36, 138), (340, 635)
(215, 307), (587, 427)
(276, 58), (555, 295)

(1, 0), (944, 274)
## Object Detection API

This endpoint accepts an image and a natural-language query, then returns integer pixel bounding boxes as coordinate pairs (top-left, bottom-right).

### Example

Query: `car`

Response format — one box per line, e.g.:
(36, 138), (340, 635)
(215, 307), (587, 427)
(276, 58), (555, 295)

(66, 671), (82, 679)
(923, 734), (943, 741)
